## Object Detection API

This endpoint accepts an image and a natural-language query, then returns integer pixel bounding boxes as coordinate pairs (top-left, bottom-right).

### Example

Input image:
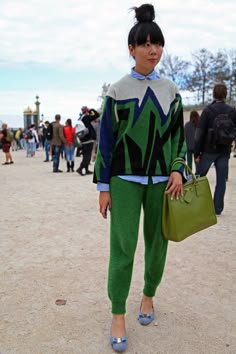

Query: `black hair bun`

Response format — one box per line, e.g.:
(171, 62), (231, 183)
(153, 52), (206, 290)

(134, 4), (155, 23)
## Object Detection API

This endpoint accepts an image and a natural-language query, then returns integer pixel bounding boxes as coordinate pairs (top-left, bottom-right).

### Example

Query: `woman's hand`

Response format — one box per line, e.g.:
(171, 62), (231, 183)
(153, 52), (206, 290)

(99, 191), (112, 219)
(165, 171), (183, 200)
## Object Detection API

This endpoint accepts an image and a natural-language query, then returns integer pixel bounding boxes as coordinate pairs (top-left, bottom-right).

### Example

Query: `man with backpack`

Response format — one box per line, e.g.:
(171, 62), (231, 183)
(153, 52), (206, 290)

(194, 83), (236, 216)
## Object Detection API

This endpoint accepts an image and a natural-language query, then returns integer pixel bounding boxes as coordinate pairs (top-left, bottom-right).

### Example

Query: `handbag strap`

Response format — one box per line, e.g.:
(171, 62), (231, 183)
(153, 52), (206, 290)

(171, 159), (196, 182)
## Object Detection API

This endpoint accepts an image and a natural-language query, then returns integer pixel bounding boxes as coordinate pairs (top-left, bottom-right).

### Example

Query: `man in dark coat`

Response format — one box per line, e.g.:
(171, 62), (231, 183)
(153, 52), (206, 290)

(194, 83), (236, 215)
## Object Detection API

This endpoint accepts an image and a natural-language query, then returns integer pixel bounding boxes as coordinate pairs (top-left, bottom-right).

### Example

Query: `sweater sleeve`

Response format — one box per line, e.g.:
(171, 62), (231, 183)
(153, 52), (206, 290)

(170, 94), (187, 174)
(93, 96), (118, 184)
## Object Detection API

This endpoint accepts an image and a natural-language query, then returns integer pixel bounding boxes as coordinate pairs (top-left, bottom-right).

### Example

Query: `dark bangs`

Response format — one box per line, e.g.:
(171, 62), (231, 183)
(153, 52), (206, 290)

(128, 22), (165, 47)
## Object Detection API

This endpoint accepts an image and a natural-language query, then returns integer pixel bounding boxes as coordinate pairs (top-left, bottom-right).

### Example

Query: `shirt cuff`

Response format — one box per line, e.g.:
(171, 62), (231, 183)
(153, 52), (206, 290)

(97, 183), (110, 192)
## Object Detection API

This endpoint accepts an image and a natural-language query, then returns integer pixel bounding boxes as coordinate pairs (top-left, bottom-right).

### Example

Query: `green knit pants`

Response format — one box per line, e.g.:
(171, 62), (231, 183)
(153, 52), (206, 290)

(108, 177), (168, 314)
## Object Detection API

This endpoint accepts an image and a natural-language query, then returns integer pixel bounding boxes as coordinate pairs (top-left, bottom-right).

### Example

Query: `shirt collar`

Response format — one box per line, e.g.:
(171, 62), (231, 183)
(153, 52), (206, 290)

(130, 68), (160, 80)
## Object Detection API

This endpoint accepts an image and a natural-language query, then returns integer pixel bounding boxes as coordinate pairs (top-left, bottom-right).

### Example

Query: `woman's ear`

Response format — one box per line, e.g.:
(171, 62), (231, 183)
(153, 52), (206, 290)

(128, 44), (135, 59)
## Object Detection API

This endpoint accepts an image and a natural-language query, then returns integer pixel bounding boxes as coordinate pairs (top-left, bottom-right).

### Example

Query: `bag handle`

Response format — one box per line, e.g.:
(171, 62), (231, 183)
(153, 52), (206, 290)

(171, 159), (196, 183)
(171, 159), (203, 198)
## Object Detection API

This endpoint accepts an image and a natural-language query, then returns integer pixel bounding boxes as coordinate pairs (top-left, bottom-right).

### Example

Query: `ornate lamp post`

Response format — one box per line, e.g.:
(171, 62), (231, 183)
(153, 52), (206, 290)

(34, 95), (40, 129)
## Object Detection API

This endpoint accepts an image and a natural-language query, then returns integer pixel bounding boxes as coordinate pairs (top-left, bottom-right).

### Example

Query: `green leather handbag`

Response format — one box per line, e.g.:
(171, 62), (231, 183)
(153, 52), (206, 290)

(162, 160), (217, 242)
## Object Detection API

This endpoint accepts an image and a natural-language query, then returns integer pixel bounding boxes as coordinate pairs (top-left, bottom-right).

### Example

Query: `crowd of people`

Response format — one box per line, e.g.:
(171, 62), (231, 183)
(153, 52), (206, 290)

(0, 106), (100, 174)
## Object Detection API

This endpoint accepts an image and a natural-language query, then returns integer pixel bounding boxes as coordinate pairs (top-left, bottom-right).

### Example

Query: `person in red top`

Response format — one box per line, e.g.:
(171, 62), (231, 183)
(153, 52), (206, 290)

(63, 118), (75, 172)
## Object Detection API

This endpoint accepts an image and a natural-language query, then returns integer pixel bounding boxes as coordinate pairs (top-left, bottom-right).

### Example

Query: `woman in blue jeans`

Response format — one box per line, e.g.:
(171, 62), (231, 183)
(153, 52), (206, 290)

(63, 118), (75, 172)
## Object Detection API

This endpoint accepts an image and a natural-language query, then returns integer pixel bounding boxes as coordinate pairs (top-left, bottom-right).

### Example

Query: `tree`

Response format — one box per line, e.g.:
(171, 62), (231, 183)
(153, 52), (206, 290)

(211, 50), (230, 84)
(227, 49), (236, 102)
(158, 52), (190, 90)
(98, 83), (110, 113)
(187, 48), (215, 105)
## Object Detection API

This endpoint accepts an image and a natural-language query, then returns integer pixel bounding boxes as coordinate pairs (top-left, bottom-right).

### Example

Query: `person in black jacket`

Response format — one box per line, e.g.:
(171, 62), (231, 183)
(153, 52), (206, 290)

(184, 110), (200, 171)
(76, 106), (100, 176)
(42, 121), (51, 162)
(194, 83), (236, 215)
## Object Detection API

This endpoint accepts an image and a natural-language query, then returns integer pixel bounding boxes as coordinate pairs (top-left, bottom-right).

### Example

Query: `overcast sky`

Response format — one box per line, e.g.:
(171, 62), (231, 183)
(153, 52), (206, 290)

(0, 0), (235, 127)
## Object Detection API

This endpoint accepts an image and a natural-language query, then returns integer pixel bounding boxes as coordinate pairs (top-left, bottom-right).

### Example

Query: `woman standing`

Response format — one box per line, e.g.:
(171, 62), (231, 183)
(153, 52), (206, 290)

(93, 4), (186, 352)
(184, 110), (200, 170)
(25, 124), (39, 157)
(63, 118), (75, 172)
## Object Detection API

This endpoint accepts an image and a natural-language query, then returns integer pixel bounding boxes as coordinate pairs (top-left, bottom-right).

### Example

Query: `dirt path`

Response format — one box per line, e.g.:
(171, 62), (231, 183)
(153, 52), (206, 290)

(0, 149), (235, 354)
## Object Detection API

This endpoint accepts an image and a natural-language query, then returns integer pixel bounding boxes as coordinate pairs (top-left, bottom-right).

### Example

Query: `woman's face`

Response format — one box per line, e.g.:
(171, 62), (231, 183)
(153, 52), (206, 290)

(129, 35), (163, 76)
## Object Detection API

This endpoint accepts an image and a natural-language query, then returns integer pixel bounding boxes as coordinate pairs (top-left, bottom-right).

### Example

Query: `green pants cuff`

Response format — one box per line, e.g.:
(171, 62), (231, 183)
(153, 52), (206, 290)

(111, 301), (126, 314)
(143, 285), (156, 298)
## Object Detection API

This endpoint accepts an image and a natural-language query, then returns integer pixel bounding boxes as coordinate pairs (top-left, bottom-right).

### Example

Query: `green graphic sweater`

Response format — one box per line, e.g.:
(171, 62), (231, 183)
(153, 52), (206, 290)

(94, 75), (186, 184)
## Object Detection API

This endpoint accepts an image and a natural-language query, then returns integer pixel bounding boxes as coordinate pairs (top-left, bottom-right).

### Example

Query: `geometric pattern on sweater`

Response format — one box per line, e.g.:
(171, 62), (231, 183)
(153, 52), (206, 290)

(94, 80), (186, 184)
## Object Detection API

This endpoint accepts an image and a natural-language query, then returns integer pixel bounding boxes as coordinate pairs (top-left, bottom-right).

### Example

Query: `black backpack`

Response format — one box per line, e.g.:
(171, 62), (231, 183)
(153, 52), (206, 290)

(209, 107), (236, 145)
(45, 123), (53, 141)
